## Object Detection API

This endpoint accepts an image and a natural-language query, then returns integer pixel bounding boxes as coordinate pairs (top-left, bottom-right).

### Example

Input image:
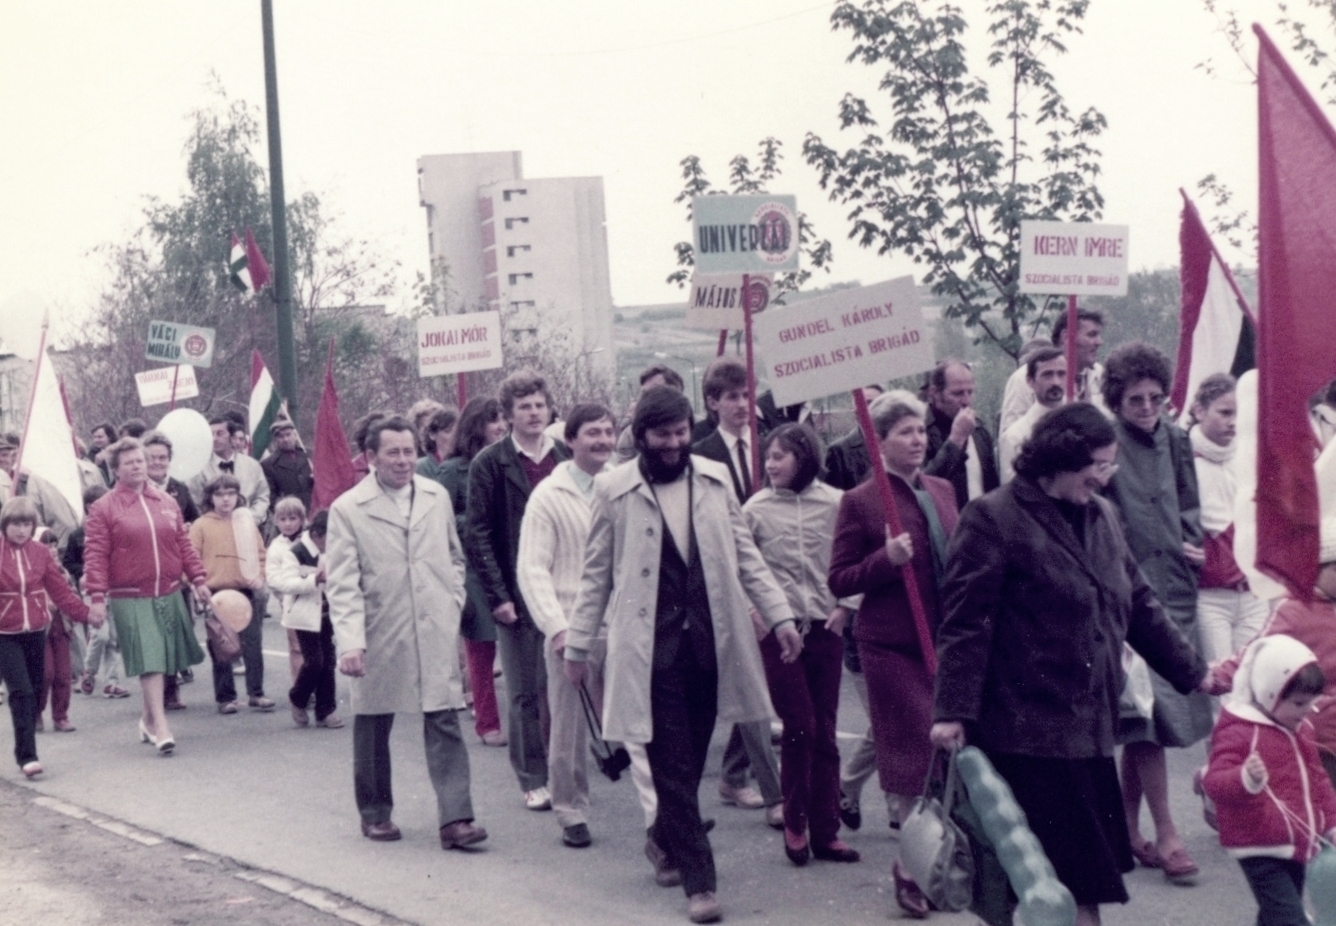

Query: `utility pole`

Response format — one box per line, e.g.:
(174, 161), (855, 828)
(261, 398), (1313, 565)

(261, 0), (299, 426)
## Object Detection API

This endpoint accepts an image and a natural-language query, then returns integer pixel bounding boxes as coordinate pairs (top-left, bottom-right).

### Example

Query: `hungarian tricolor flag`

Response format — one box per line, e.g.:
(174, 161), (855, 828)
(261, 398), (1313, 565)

(1254, 25), (1336, 599)
(311, 338), (358, 512)
(228, 229), (271, 296)
(1171, 191), (1256, 416)
(249, 350), (284, 459)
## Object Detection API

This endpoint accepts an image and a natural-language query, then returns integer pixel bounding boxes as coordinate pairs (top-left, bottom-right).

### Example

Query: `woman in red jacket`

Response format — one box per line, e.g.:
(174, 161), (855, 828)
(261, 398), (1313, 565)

(828, 390), (959, 917)
(0, 497), (97, 779)
(84, 438), (212, 756)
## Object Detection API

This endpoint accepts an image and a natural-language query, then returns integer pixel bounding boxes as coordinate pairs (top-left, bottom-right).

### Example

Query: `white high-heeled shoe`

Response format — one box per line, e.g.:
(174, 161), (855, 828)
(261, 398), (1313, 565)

(138, 719), (156, 746)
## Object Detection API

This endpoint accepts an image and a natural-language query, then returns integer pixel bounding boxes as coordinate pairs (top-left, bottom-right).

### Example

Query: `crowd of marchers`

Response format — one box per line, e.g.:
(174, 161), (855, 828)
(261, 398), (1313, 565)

(2, 308), (1336, 926)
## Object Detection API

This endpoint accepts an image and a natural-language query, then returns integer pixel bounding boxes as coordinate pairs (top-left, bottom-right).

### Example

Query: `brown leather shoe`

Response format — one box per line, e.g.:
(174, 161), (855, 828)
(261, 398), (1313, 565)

(439, 820), (488, 850)
(164, 698), (187, 711)
(687, 891), (722, 923)
(360, 820), (401, 842)
(645, 836), (682, 887)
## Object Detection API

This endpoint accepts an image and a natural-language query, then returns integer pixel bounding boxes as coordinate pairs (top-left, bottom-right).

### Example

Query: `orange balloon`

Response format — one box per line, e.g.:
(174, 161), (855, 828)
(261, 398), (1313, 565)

(211, 589), (252, 632)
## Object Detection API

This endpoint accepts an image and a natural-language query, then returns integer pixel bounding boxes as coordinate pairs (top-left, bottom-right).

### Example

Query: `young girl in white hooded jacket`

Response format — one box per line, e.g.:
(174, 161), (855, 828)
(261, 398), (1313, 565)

(1204, 634), (1336, 926)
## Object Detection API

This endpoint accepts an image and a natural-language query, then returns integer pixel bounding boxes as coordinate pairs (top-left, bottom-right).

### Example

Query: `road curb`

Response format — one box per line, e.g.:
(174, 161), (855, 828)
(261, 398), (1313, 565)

(26, 787), (415, 926)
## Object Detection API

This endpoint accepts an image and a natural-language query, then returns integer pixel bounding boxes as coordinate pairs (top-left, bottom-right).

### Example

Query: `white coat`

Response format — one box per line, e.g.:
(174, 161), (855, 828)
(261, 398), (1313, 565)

(567, 456), (794, 744)
(326, 473), (468, 715)
(266, 533), (323, 632)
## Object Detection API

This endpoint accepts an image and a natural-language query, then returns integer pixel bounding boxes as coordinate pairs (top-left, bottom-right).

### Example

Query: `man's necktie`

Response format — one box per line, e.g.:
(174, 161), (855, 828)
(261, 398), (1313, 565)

(737, 438), (752, 497)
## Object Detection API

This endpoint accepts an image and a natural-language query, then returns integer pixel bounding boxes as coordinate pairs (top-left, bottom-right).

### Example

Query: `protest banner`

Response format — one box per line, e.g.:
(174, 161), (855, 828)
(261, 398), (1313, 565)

(684, 272), (773, 331)
(754, 276), (939, 670)
(691, 195), (800, 274)
(416, 310), (504, 379)
(134, 365), (199, 407)
(145, 320), (216, 367)
(752, 276), (934, 408)
(1019, 220), (1130, 399)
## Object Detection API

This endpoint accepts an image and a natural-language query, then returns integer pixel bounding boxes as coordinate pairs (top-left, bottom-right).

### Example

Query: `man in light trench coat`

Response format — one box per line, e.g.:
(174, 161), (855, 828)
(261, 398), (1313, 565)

(565, 387), (803, 925)
(327, 416), (487, 850)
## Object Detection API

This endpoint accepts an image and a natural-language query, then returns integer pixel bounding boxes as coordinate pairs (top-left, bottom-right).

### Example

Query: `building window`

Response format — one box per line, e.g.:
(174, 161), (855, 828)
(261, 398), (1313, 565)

(508, 272), (533, 285)
(508, 300), (536, 310)
(502, 188), (528, 202)
(506, 244), (531, 257)
(504, 217), (529, 230)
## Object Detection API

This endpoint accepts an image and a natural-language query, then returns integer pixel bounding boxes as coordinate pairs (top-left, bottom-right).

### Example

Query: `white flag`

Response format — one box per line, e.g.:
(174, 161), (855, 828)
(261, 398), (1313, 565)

(18, 341), (84, 523)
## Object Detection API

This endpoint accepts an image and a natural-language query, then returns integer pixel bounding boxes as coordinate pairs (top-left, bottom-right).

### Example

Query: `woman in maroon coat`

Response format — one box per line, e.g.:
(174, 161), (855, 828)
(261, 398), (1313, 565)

(828, 390), (958, 917)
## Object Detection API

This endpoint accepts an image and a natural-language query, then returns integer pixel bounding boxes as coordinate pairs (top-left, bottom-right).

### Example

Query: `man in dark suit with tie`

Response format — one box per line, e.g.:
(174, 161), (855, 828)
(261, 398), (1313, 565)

(689, 356), (783, 825)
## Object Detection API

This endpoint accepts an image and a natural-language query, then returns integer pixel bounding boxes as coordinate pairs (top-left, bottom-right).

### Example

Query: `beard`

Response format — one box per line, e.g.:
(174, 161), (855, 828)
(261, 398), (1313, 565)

(638, 444), (691, 484)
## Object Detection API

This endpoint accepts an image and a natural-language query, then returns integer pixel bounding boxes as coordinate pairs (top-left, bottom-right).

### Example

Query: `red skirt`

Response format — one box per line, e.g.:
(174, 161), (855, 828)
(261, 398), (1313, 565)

(858, 640), (934, 797)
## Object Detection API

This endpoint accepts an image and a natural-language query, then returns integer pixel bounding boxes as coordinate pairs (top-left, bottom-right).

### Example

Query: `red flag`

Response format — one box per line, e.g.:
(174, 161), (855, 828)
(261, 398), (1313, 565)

(1254, 26), (1336, 598)
(311, 338), (358, 512)
(1171, 191), (1255, 415)
(245, 228), (271, 293)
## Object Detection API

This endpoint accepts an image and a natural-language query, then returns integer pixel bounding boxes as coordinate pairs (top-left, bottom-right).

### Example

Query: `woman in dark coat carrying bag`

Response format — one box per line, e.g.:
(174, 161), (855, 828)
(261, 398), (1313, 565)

(929, 403), (1212, 926)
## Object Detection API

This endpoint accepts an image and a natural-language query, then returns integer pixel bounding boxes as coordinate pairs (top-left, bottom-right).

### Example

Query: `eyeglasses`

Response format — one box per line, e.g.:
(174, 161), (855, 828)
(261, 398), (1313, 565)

(1126, 393), (1166, 409)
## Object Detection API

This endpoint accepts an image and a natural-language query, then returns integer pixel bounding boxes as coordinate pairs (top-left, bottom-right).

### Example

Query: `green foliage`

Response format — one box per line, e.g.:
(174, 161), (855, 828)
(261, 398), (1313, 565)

(802, 0), (1106, 359)
(667, 137), (834, 298)
(60, 85), (409, 438)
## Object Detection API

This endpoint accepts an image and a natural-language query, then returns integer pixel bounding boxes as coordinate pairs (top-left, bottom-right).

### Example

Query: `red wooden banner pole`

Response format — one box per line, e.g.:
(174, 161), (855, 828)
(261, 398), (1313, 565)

(1064, 294), (1079, 401)
(852, 387), (937, 675)
(716, 329), (728, 357)
(742, 273), (762, 495)
(456, 371), (468, 409)
(168, 364), (181, 412)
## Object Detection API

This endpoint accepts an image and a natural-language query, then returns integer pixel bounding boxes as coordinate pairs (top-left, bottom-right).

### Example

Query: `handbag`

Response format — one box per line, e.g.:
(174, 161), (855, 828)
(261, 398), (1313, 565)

(577, 681), (631, 782)
(203, 603), (242, 664)
(900, 747), (975, 913)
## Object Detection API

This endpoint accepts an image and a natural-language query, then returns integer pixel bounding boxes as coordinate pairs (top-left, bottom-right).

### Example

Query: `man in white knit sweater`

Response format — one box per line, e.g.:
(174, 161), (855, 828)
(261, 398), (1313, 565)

(516, 404), (618, 849)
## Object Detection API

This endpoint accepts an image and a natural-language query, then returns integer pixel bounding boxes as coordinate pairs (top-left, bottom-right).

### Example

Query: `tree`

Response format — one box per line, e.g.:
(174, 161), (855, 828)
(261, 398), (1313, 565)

(667, 137), (834, 299)
(59, 85), (404, 440)
(802, 0), (1107, 360)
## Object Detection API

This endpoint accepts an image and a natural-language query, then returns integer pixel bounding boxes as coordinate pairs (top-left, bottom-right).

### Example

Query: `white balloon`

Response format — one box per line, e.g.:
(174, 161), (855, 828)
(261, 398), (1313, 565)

(156, 409), (213, 482)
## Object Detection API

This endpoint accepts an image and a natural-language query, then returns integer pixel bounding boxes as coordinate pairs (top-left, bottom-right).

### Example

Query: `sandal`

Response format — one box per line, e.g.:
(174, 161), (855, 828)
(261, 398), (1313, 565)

(1130, 837), (1161, 869)
(893, 860), (930, 918)
(1161, 847), (1199, 884)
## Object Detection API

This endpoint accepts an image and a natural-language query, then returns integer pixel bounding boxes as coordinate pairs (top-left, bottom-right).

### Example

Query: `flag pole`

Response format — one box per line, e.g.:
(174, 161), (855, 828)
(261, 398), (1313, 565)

(14, 313), (51, 480)
(168, 364), (181, 411)
(261, 0), (299, 428)
(1064, 295), (1079, 401)
(742, 273), (762, 493)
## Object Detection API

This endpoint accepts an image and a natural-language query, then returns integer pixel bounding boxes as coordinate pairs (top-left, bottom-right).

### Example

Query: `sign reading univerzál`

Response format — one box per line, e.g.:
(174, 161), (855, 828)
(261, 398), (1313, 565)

(684, 273), (774, 330)
(1018, 221), (1130, 296)
(753, 277), (935, 408)
(145, 321), (216, 367)
(691, 194), (800, 274)
(417, 310), (504, 378)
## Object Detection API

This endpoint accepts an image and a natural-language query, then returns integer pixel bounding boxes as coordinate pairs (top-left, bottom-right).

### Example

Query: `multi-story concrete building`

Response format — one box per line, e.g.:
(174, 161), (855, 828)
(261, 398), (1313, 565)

(416, 152), (615, 379)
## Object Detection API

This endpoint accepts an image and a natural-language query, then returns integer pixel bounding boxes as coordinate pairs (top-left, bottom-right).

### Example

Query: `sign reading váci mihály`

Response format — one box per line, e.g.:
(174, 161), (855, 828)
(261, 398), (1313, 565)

(145, 320), (216, 367)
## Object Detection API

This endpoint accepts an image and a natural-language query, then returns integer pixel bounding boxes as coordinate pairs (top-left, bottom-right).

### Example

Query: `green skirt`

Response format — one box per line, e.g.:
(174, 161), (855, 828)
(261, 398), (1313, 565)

(110, 593), (205, 677)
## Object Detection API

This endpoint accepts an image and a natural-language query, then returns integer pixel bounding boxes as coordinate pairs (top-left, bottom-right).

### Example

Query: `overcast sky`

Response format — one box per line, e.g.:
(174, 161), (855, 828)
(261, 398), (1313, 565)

(0, 0), (1321, 357)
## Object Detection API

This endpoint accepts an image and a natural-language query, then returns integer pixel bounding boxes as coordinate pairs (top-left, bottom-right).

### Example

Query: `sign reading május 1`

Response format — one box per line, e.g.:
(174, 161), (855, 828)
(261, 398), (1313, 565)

(145, 320), (216, 367)
(691, 194), (800, 274)
(1018, 220), (1130, 297)
(134, 365), (199, 407)
(416, 310), (504, 378)
(753, 276), (935, 408)
(684, 272), (774, 331)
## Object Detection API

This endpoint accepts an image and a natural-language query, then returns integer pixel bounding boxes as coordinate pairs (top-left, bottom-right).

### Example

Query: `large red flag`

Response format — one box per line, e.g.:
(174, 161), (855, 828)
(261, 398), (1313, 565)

(311, 339), (358, 512)
(1255, 25), (1336, 598)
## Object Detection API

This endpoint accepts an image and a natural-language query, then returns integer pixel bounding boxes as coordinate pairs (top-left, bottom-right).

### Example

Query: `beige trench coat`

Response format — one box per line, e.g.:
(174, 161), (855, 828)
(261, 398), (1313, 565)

(567, 456), (795, 744)
(326, 474), (468, 715)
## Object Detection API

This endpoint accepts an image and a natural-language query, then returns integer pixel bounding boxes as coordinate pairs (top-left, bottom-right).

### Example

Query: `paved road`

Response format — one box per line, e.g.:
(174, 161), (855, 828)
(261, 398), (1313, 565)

(9, 618), (1256, 925)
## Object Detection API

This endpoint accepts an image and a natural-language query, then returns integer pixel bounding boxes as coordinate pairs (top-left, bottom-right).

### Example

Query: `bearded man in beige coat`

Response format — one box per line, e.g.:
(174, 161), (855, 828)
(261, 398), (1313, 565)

(327, 416), (487, 850)
(565, 387), (802, 925)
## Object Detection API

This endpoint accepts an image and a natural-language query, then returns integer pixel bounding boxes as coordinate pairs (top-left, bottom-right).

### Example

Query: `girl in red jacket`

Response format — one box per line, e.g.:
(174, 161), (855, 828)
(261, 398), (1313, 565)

(0, 497), (99, 779)
(1205, 634), (1336, 926)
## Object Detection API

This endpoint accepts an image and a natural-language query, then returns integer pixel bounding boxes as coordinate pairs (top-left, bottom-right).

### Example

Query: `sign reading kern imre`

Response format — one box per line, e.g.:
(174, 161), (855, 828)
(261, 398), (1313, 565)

(692, 194), (800, 274)
(1018, 220), (1130, 296)
(753, 277), (935, 407)
(145, 320), (216, 367)
(416, 310), (504, 378)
